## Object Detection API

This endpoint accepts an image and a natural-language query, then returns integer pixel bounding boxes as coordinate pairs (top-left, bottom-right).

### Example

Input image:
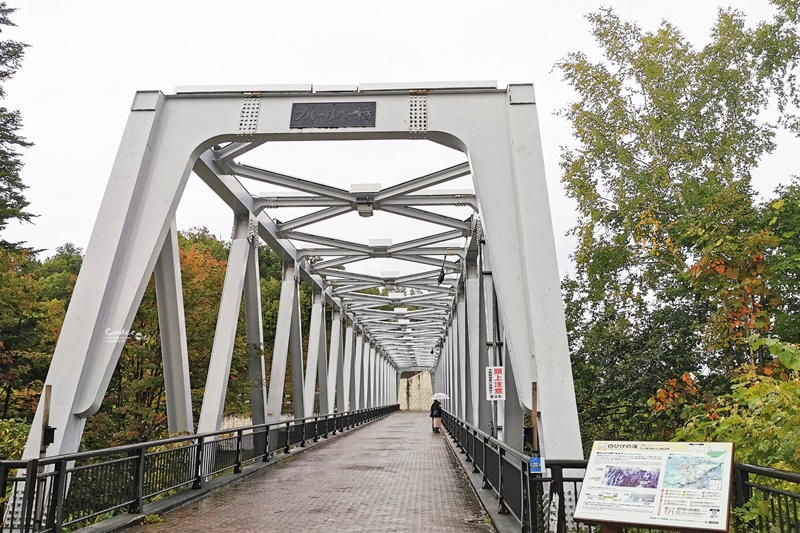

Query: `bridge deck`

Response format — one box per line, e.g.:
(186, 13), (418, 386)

(126, 411), (494, 532)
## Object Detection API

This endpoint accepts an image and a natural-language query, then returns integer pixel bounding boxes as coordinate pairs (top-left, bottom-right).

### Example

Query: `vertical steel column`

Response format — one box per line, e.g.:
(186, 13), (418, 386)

(353, 330), (364, 409)
(376, 355), (382, 407)
(303, 290), (323, 416)
(378, 356), (384, 406)
(198, 217), (251, 433)
(330, 309), (344, 413)
(451, 322), (459, 416)
(364, 341), (371, 408)
(383, 358), (388, 405)
(446, 335), (454, 412)
(441, 340), (448, 409)
(383, 358), (388, 406)
(316, 294), (330, 415)
(457, 294), (467, 421)
(495, 288), (506, 442)
(153, 219), (193, 435)
(289, 273), (305, 420)
(374, 347), (379, 407)
(265, 263), (304, 423)
(447, 321), (457, 417)
(243, 220), (267, 426)
(478, 250), (495, 435)
(465, 260), (480, 426)
(362, 341), (370, 408)
(370, 344), (377, 408)
(383, 362), (388, 405)
(503, 341), (525, 452)
(368, 345), (377, 408)
(343, 323), (354, 411)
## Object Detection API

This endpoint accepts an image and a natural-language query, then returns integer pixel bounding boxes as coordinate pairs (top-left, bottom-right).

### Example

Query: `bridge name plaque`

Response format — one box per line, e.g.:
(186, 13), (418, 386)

(290, 102), (376, 128)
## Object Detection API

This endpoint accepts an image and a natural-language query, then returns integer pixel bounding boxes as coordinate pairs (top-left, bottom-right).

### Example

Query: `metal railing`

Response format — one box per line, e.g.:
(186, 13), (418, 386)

(1, 404), (399, 532)
(441, 411), (800, 533)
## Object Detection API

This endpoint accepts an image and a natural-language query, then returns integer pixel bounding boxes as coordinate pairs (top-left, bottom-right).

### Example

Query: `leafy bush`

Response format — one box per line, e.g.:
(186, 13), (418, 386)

(0, 418), (30, 460)
(676, 367), (800, 472)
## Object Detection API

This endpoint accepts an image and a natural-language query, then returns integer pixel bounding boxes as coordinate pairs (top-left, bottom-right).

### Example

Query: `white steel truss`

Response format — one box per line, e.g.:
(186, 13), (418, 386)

(23, 82), (583, 465)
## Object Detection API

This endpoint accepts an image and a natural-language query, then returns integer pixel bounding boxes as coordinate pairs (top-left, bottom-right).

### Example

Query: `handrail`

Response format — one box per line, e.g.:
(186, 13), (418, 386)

(441, 410), (800, 533)
(736, 463), (800, 483)
(5, 410), (359, 466)
(1, 404), (400, 532)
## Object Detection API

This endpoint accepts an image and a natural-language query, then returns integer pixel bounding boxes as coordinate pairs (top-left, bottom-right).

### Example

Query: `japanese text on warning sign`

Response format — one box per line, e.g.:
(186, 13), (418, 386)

(486, 366), (505, 401)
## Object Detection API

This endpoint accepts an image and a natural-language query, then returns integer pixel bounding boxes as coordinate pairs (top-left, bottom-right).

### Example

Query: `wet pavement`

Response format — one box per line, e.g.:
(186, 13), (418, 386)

(126, 411), (494, 532)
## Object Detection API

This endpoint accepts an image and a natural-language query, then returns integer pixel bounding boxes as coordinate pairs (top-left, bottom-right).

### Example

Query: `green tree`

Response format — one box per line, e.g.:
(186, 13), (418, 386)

(558, 3), (800, 446)
(36, 243), (83, 302)
(765, 180), (800, 344)
(0, 248), (48, 420)
(0, 2), (31, 250)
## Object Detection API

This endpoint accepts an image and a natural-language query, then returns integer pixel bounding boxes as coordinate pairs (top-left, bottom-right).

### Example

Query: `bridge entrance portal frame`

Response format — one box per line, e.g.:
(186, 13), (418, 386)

(22, 82), (583, 464)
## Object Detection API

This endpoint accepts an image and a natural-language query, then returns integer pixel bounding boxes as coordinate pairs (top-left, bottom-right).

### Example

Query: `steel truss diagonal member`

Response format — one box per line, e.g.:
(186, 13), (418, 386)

(154, 219), (193, 435)
(198, 217), (252, 434)
(266, 263), (305, 423)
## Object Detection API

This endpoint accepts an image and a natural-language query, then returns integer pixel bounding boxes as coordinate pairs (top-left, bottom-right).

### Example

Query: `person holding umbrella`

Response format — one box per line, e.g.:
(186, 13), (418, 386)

(430, 393), (448, 433)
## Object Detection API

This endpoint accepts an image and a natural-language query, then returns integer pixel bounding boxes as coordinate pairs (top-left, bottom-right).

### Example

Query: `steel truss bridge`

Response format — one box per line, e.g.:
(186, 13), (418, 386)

(4, 82), (800, 533)
(20, 80), (582, 461)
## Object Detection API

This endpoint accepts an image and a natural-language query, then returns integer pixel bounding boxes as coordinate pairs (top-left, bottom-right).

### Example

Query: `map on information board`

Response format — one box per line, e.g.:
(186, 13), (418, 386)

(574, 441), (734, 531)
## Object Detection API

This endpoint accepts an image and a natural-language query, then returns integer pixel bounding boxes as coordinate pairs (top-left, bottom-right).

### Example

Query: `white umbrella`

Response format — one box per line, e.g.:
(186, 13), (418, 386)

(431, 393), (450, 400)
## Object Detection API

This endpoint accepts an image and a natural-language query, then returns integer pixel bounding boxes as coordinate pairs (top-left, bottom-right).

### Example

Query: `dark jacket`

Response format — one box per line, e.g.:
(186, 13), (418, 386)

(430, 401), (442, 418)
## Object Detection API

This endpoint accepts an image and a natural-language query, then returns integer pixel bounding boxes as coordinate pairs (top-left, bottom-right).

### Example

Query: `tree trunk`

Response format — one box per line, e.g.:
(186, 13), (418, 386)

(2, 382), (12, 419)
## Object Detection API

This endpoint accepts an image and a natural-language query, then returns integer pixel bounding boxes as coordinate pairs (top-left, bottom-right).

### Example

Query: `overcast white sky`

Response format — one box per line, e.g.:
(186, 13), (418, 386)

(4, 0), (798, 277)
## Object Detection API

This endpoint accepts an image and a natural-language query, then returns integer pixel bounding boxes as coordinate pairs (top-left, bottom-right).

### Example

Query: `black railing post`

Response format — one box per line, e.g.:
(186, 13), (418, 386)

(45, 458), (67, 532)
(733, 463), (751, 507)
(521, 457), (532, 533)
(234, 429), (243, 474)
(481, 436), (489, 489)
(498, 448), (508, 514)
(0, 462), (8, 527)
(284, 422), (291, 454)
(192, 437), (204, 490)
(472, 430), (480, 473)
(551, 465), (566, 533)
(262, 426), (270, 463)
(22, 459), (38, 533)
(464, 427), (472, 463)
(529, 459), (543, 533)
(129, 446), (146, 513)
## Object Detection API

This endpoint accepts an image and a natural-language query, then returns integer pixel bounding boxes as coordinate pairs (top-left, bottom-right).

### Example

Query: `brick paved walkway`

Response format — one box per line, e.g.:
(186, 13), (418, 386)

(127, 411), (494, 532)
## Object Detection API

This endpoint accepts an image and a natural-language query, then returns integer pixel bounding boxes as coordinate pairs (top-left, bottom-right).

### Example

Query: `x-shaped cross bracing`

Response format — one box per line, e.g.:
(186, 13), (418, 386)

(219, 155), (478, 371)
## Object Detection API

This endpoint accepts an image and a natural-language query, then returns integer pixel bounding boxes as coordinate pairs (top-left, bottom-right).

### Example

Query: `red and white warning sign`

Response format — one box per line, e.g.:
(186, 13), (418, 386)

(486, 366), (505, 401)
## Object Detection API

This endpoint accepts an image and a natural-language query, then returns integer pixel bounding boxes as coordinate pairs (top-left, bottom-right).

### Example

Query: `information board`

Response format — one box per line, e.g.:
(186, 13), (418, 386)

(485, 366), (505, 401)
(574, 441), (734, 531)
